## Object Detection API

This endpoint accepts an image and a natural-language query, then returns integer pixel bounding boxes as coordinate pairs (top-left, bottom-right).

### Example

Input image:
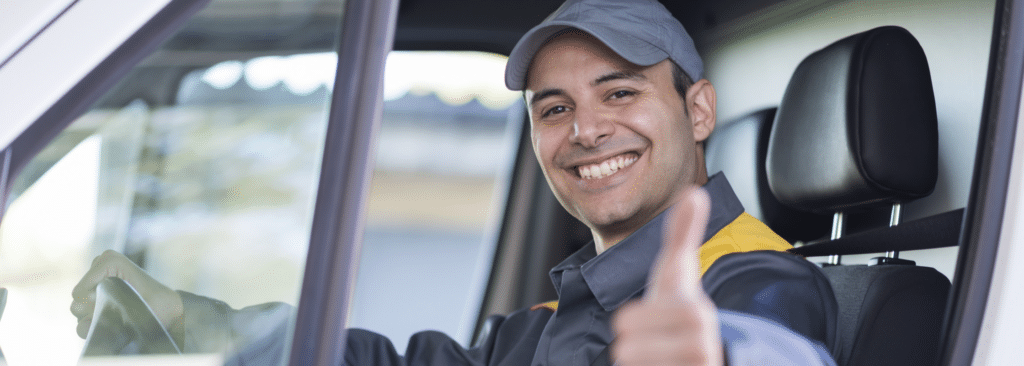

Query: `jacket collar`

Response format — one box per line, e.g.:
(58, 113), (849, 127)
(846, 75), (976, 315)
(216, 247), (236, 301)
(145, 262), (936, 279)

(548, 172), (744, 311)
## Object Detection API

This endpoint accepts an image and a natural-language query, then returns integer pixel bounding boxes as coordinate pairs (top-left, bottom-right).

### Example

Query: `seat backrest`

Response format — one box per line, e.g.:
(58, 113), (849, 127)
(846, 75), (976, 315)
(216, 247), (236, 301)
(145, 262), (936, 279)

(822, 265), (948, 366)
(706, 108), (831, 243)
(766, 26), (950, 366)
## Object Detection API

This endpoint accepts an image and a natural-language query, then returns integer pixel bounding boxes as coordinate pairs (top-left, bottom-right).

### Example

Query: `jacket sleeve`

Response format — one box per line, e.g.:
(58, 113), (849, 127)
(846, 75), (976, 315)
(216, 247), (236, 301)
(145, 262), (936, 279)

(719, 310), (837, 366)
(176, 291), (292, 364)
(702, 250), (840, 357)
(344, 329), (485, 366)
(344, 306), (553, 366)
(177, 291), (551, 366)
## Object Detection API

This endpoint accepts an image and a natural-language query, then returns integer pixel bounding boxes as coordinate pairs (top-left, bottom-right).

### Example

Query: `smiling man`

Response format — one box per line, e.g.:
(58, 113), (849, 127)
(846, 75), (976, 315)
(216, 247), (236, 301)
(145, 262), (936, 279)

(502, 0), (839, 364)
(522, 31), (709, 253)
(71, 0), (839, 365)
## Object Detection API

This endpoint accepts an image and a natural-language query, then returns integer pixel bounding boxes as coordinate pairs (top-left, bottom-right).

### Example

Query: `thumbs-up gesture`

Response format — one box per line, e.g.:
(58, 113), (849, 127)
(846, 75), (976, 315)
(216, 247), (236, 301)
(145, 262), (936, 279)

(612, 187), (724, 366)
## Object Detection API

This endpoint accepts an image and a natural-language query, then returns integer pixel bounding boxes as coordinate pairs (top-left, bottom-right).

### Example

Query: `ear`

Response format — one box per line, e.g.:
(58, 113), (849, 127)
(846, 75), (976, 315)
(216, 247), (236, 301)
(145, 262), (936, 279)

(685, 79), (717, 143)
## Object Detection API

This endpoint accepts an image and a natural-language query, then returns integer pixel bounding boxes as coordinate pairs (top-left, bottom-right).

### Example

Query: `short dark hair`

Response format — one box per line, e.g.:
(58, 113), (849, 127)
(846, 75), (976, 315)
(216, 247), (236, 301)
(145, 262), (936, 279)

(671, 62), (694, 120)
(671, 61), (694, 103)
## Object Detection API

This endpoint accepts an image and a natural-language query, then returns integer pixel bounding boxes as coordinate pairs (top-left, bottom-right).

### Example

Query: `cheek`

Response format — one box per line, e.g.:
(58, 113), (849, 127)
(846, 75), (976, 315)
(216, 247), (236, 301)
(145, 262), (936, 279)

(640, 102), (695, 178)
(624, 95), (681, 136)
(531, 129), (562, 172)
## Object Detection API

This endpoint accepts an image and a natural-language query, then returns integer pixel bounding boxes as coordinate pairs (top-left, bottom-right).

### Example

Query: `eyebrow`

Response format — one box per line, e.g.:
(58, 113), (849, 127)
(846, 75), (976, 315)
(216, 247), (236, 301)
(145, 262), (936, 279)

(530, 88), (565, 106)
(528, 70), (647, 106)
(593, 70), (646, 86)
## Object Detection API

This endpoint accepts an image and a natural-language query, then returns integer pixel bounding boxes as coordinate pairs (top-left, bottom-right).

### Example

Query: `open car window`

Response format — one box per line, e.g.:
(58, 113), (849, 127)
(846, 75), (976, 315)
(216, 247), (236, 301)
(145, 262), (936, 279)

(350, 51), (520, 350)
(0, 0), (520, 362)
(0, 0), (349, 364)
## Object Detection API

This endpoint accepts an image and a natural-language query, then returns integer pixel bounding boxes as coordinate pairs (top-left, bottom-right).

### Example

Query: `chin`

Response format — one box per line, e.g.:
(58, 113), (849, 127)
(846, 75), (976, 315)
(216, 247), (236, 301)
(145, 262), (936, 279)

(578, 204), (639, 231)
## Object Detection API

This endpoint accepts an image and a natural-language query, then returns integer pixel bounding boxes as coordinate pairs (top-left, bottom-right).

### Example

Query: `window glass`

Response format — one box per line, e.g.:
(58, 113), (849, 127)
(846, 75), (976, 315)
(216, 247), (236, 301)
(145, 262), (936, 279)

(0, 7), (522, 366)
(349, 51), (521, 351)
(0, 0), (344, 364)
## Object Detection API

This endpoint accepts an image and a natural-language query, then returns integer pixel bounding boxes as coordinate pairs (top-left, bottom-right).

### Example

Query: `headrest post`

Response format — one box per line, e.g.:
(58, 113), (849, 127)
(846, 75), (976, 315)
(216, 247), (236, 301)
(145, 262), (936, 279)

(831, 211), (846, 240)
(886, 203), (903, 259)
(828, 212), (846, 265)
(889, 202), (903, 227)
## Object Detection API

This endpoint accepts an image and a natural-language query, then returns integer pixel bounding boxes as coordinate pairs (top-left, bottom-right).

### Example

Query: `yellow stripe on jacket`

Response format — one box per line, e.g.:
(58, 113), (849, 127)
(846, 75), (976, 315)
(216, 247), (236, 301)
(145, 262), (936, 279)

(698, 212), (792, 276)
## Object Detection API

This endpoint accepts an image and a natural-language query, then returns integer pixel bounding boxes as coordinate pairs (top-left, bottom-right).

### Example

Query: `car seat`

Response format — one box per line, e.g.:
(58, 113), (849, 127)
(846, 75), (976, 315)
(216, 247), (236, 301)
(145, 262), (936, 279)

(706, 108), (832, 243)
(766, 26), (952, 366)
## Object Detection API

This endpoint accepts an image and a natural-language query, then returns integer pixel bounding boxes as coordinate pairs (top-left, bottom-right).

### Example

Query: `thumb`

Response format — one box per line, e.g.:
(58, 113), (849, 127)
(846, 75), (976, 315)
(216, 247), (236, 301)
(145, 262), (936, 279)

(646, 187), (711, 303)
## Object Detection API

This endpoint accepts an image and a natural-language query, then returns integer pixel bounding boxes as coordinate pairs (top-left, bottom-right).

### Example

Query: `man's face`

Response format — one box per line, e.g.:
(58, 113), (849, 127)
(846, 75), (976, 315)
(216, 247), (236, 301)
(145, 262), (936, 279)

(524, 31), (711, 244)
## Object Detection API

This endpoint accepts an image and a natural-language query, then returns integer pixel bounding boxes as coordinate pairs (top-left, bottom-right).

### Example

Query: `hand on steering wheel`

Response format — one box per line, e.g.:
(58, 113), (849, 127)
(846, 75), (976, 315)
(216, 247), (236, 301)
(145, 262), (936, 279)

(71, 250), (185, 354)
(80, 277), (181, 356)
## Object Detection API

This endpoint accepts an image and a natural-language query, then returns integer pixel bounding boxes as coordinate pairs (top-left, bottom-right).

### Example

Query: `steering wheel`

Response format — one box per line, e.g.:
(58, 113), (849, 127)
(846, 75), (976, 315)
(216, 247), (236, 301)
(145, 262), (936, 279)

(80, 277), (181, 357)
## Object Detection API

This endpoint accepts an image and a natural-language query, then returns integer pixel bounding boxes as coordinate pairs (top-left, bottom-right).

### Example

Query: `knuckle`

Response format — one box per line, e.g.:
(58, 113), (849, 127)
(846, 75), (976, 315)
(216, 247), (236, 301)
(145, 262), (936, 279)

(69, 298), (92, 317)
(93, 251), (111, 266)
(97, 250), (123, 264)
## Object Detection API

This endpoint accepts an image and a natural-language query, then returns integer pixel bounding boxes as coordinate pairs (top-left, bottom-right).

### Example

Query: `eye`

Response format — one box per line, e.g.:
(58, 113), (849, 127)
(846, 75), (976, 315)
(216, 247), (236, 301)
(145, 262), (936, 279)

(542, 105), (568, 118)
(609, 89), (636, 99)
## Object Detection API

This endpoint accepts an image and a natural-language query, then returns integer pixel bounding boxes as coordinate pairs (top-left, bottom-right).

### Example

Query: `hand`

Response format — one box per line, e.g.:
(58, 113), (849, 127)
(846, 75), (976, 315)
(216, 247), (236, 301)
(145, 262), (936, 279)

(70, 250), (184, 339)
(612, 188), (724, 366)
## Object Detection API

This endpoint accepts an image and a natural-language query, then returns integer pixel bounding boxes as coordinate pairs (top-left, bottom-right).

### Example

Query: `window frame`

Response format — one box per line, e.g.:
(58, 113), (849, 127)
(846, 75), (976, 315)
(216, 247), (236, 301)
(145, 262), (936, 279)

(288, 0), (398, 364)
(941, 0), (1024, 364)
(0, 0), (399, 365)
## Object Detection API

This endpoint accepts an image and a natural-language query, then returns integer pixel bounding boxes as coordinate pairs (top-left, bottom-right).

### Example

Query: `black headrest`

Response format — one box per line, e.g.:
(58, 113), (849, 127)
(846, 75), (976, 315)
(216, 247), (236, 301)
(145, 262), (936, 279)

(706, 109), (831, 242)
(767, 26), (938, 214)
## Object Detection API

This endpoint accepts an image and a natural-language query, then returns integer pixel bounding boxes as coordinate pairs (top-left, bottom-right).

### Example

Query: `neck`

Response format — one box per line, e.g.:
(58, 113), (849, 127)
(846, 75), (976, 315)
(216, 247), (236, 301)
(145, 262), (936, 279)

(590, 206), (663, 254)
(593, 231), (624, 254)
(593, 168), (710, 255)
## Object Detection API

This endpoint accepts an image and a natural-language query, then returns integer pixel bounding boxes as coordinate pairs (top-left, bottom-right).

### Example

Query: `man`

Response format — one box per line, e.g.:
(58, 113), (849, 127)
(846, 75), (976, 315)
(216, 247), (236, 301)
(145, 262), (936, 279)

(71, 0), (838, 364)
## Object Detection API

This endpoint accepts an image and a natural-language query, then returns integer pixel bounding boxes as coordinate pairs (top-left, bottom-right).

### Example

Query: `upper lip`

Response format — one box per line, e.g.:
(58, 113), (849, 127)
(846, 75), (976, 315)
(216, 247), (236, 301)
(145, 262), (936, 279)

(562, 149), (640, 170)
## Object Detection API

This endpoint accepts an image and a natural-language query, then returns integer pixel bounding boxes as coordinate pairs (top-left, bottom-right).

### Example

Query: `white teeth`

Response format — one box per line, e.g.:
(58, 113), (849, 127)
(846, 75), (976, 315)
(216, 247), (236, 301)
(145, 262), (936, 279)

(577, 154), (638, 180)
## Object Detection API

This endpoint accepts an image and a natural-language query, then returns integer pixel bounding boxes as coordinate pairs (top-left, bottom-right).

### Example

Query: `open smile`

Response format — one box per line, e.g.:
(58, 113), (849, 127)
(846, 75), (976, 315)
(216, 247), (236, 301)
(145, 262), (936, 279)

(573, 152), (640, 180)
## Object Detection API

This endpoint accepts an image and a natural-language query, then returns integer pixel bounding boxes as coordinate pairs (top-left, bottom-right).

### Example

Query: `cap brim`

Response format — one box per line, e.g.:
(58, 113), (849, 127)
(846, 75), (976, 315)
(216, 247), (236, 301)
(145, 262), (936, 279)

(505, 21), (668, 91)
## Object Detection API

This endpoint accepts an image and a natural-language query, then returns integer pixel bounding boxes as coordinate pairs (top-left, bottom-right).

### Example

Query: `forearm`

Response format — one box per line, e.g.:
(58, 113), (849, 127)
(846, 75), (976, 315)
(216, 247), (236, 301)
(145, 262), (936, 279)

(703, 251), (838, 352)
(719, 310), (836, 366)
(176, 291), (292, 357)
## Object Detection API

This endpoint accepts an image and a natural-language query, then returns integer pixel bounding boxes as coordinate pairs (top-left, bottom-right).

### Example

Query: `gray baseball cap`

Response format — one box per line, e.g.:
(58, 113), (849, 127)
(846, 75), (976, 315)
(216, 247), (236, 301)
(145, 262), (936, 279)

(504, 0), (703, 91)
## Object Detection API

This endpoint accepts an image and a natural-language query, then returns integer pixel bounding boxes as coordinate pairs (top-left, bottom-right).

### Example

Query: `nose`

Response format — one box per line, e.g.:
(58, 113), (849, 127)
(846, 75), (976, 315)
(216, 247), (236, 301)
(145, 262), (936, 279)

(568, 106), (615, 148)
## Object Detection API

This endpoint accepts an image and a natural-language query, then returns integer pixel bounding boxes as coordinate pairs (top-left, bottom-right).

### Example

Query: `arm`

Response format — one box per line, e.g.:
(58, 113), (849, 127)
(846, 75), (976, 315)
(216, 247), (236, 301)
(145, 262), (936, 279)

(702, 250), (839, 352)
(70, 251), (293, 360)
(71, 251), (530, 366)
(182, 293), (501, 366)
(343, 305), (552, 366)
(718, 310), (836, 365)
(177, 291), (292, 355)
(612, 188), (837, 366)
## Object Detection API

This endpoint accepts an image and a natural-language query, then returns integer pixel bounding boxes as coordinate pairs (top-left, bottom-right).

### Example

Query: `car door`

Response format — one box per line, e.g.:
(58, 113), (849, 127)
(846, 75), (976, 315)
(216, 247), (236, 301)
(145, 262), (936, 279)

(0, 0), (397, 365)
(942, 0), (1024, 364)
